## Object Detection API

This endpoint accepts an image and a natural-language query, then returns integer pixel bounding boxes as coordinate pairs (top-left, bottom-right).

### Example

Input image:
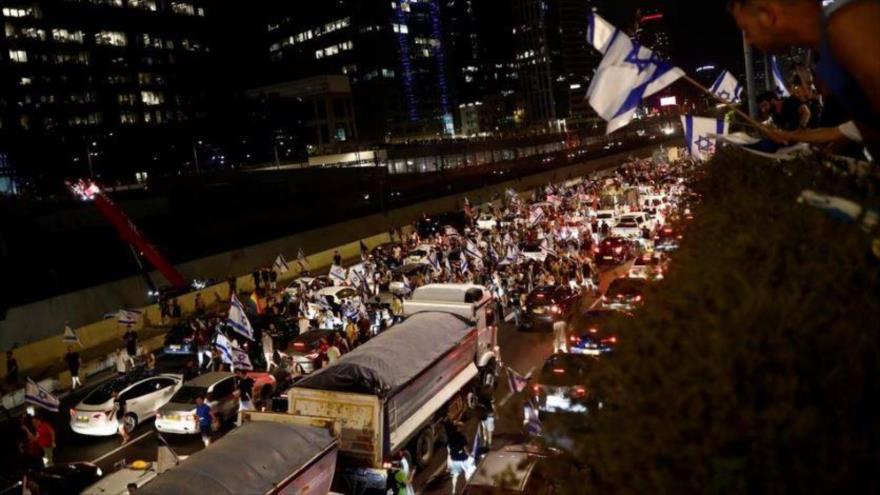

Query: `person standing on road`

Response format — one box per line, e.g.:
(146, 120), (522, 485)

(115, 348), (128, 375)
(31, 413), (55, 467)
(445, 420), (472, 495)
(235, 369), (255, 424)
(552, 319), (568, 354)
(114, 392), (130, 445)
(262, 332), (275, 372)
(64, 346), (82, 389)
(391, 450), (415, 495)
(477, 395), (495, 453)
(123, 327), (138, 361)
(195, 395), (213, 447)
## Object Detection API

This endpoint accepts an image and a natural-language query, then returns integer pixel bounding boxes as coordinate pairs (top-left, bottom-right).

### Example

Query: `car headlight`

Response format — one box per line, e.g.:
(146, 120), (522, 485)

(96, 467), (103, 477)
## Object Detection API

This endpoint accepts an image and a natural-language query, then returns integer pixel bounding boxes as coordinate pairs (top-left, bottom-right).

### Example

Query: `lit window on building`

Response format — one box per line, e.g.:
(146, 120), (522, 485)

(89, 0), (123, 6)
(2, 7), (36, 18)
(95, 31), (128, 47)
(382, 68), (395, 78)
(342, 64), (357, 75)
(19, 77), (32, 86)
(170, 2), (195, 15)
(52, 28), (84, 43)
(392, 23), (409, 34)
(8, 50), (28, 63)
(128, 0), (157, 11)
(140, 90), (164, 106)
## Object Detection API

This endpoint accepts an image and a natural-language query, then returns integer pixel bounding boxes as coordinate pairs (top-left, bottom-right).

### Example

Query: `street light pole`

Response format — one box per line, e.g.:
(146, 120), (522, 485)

(742, 31), (758, 118)
(85, 145), (94, 178)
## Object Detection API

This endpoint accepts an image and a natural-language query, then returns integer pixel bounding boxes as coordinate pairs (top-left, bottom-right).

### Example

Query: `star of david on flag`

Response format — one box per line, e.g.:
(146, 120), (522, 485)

(587, 27), (684, 133)
(681, 115), (729, 161)
(710, 70), (743, 104)
(25, 378), (60, 412)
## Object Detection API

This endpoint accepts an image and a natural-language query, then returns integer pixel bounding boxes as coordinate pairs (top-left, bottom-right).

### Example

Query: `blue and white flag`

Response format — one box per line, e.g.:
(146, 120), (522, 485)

(428, 250), (441, 272)
(231, 345), (253, 372)
(228, 294), (255, 341)
(709, 70), (742, 104)
(681, 115), (729, 161)
(770, 56), (790, 97)
(464, 239), (483, 261)
(524, 398), (543, 437)
(587, 12), (616, 54)
(63, 324), (81, 346)
(25, 378), (59, 412)
(528, 207), (545, 227)
(273, 254), (290, 273)
(717, 132), (810, 160)
(296, 248), (310, 271)
(117, 308), (141, 326)
(506, 366), (531, 395)
(328, 264), (347, 286)
(213, 332), (233, 364)
(460, 254), (470, 275)
(540, 239), (558, 258)
(587, 29), (684, 133)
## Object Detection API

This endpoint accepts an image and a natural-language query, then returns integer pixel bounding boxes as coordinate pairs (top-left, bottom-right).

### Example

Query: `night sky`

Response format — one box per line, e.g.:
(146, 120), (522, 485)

(603, 0), (745, 74)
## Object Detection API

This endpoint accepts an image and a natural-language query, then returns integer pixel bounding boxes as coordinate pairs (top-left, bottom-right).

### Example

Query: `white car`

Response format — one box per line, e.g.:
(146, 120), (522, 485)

(71, 373), (183, 436)
(612, 212), (650, 239)
(404, 244), (434, 265)
(476, 214), (498, 231)
(155, 372), (239, 435)
(314, 286), (361, 306)
(595, 210), (618, 228)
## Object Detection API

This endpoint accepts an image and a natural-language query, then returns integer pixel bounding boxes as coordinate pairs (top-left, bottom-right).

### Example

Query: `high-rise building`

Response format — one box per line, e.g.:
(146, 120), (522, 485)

(633, 6), (672, 58)
(265, 0), (456, 141)
(512, 0), (602, 130)
(0, 0), (213, 182)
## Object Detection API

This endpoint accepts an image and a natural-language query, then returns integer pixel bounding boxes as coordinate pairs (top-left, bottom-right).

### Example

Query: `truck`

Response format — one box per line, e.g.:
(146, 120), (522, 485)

(403, 283), (501, 392)
(287, 311), (486, 494)
(136, 418), (338, 495)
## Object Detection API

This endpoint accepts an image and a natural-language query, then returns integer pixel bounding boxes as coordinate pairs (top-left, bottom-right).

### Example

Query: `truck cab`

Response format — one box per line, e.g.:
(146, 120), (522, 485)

(403, 283), (501, 391)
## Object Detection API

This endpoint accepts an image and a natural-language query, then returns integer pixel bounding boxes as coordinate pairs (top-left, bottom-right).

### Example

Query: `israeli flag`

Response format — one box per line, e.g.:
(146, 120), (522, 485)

(540, 239), (558, 258)
(117, 308), (141, 326)
(770, 56), (790, 97)
(717, 133), (810, 160)
(63, 324), (81, 346)
(296, 248), (310, 271)
(428, 250), (441, 272)
(213, 332), (233, 364)
(681, 115), (729, 161)
(273, 254), (290, 273)
(524, 398), (543, 436)
(231, 345), (253, 372)
(227, 294), (255, 341)
(506, 366), (531, 394)
(587, 29), (684, 134)
(464, 239), (483, 261)
(587, 12), (616, 54)
(709, 70), (742, 104)
(528, 207), (545, 227)
(25, 378), (59, 412)
(460, 254), (470, 275)
(328, 264), (347, 285)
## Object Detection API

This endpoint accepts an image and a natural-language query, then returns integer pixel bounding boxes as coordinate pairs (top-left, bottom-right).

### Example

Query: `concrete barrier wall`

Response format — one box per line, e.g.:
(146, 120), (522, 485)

(0, 144), (657, 379)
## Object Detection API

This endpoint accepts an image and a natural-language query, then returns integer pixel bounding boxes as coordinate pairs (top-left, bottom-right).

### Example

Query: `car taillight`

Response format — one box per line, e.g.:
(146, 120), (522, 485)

(533, 384), (542, 394)
(552, 368), (565, 374)
(293, 342), (305, 349)
(633, 295), (642, 302)
(574, 387), (586, 398)
(588, 327), (598, 334)
(569, 335), (579, 342)
(608, 336), (617, 343)
(614, 247), (622, 254)
(551, 305), (560, 314)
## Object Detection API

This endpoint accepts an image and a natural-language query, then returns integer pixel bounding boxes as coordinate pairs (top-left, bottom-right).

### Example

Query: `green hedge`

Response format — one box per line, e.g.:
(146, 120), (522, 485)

(547, 150), (880, 494)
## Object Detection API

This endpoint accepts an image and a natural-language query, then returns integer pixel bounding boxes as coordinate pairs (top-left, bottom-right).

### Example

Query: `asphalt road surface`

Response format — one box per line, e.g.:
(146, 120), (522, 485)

(0, 262), (633, 494)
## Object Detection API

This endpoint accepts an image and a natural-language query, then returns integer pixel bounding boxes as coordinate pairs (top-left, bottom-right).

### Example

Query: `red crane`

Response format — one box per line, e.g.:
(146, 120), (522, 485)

(67, 179), (188, 289)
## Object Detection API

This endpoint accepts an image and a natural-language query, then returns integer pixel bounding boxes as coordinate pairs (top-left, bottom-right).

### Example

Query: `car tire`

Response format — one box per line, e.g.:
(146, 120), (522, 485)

(411, 425), (435, 468)
(123, 413), (138, 434)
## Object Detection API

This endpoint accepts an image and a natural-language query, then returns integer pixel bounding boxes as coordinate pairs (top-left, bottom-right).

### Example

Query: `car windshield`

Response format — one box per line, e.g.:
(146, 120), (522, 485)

(170, 385), (208, 404)
(82, 385), (117, 405)
(597, 213), (613, 219)
(618, 219), (639, 227)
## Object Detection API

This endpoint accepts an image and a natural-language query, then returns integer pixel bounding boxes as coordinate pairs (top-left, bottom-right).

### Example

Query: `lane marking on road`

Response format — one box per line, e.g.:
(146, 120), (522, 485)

(90, 431), (154, 464)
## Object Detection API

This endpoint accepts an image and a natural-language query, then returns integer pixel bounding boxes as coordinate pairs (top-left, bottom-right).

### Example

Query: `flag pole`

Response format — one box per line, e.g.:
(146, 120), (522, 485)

(679, 73), (767, 131)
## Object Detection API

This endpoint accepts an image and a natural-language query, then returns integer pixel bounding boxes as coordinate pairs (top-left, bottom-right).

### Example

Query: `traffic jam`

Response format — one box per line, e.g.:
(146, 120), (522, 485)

(34, 151), (697, 494)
